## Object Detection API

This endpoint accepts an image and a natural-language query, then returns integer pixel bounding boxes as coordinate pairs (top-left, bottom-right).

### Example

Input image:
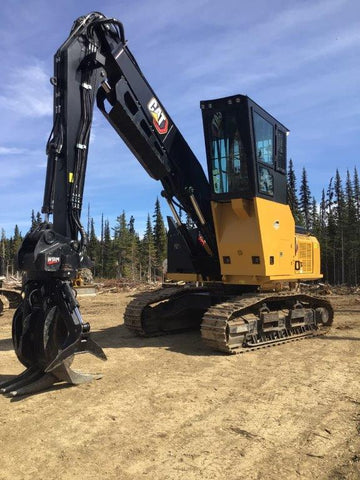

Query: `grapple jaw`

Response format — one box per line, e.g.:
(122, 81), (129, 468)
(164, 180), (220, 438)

(1, 278), (106, 397)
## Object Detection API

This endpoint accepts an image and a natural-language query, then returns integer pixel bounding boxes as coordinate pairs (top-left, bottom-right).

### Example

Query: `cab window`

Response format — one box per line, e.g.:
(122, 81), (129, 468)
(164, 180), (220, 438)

(209, 111), (249, 195)
(253, 111), (273, 165)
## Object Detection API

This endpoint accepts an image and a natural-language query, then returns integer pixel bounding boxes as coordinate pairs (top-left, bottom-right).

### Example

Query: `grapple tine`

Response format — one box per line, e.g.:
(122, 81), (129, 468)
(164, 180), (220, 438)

(8, 372), (58, 397)
(45, 335), (107, 372)
(1, 368), (44, 394)
(78, 336), (108, 360)
(1, 358), (105, 397)
(51, 361), (103, 385)
(2, 363), (103, 397)
(0, 367), (37, 391)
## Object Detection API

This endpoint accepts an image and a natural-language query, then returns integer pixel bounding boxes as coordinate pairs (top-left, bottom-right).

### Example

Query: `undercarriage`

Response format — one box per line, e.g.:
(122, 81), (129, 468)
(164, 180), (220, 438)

(124, 285), (334, 353)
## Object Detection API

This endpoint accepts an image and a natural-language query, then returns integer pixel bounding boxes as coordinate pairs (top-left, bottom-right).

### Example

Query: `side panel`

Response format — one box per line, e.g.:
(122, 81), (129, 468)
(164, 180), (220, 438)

(295, 234), (322, 279)
(211, 197), (322, 285)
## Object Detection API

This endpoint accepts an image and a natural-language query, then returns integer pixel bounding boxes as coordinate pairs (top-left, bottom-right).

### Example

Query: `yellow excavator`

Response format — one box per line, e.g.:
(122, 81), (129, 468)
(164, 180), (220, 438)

(0, 12), (333, 396)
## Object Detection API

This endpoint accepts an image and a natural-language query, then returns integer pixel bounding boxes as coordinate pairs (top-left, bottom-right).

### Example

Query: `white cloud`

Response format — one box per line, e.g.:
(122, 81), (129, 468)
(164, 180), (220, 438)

(0, 147), (28, 155)
(0, 64), (52, 117)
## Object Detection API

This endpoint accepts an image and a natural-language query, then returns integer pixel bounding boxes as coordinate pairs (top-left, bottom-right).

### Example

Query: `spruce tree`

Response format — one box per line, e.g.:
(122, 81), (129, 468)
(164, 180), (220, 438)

(345, 170), (358, 284)
(0, 229), (7, 275)
(128, 215), (135, 235)
(354, 167), (360, 220)
(326, 178), (336, 283)
(287, 158), (302, 224)
(103, 219), (115, 277)
(152, 198), (167, 277)
(100, 213), (104, 277)
(113, 211), (133, 278)
(30, 210), (42, 230)
(310, 197), (319, 233)
(334, 169), (345, 283)
(142, 214), (155, 282)
(87, 218), (100, 275)
(299, 167), (311, 230)
(354, 167), (360, 283)
(31, 210), (36, 229)
(319, 189), (329, 280)
(36, 211), (42, 225)
(10, 225), (22, 274)
(128, 216), (140, 281)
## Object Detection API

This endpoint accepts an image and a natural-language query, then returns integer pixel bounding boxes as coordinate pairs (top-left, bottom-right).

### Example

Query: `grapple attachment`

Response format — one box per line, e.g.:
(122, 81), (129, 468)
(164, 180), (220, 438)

(1, 278), (106, 397)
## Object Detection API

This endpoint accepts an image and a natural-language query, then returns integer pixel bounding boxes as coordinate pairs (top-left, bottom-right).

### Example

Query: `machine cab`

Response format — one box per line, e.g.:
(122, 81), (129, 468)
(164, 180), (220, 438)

(200, 95), (289, 204)
(200, 95), (320, 286)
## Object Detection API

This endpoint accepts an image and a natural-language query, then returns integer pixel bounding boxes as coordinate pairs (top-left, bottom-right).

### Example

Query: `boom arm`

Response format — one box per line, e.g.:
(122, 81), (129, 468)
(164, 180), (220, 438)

(41, 12), (220, 277)
(14, 12), (221, 381)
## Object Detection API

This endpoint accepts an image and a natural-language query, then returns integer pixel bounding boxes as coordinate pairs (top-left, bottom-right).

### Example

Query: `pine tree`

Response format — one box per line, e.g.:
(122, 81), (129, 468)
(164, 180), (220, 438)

(100, 213), (104, 277)
(354, 167), (360, 219)
(354, 167), (360, 283)
(128, 216), (140, 281)
(345, 170), (358, 284)
(10, 225), (22, 274)
(87, 218), (100, 275)
(0, 229), (7, 276)
(31, 210), (42, 230)
(334, 169), (345, 283)
(326, 177), (336, 283)
(287, 158), (302, 224)
(141, 214), (155, 282)
(128, 215), (135, 235)
(113, 211), (133, 278)
(103, 219), (115, 277)
(36, 211), (42, 225)
(299, 167), (311, 230)
(152, 198), (167, 278)
(31, 210), (36, 229)
(319, 189), (329, 280)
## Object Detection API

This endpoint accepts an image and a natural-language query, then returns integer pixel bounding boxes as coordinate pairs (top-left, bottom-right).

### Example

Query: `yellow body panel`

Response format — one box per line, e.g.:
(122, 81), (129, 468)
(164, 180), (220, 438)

(211, 197), (322, 286)
(166, 273), (201, 283)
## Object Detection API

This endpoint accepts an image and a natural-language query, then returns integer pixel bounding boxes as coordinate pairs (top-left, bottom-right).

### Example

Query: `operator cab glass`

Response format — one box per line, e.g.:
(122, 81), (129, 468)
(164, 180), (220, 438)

(206, 110), (249, 195)
(201, 95), (289, 204)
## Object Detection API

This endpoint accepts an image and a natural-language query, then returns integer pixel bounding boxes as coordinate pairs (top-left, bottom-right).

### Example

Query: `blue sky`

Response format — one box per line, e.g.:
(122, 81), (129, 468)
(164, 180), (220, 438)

(0, 0), (359, 237)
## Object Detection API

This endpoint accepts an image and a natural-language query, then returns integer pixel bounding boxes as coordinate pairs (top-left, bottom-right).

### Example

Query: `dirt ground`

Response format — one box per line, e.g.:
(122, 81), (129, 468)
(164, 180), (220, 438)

(0, 291), (360, 480)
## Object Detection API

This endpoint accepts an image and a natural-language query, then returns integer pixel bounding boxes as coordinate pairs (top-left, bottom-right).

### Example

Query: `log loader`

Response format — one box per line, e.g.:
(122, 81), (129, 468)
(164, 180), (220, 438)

(0, 12), (333, 396)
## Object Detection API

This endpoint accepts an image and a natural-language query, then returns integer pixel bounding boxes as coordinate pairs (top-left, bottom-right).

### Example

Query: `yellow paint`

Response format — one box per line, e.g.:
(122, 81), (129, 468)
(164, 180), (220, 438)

(165, 273), (200, 282)
(68, 172), (74, 183)
(210, 197), (322, 286)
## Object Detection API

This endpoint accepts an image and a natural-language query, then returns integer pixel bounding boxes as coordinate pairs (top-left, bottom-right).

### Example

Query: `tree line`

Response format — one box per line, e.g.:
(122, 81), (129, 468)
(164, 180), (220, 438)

(87, 197), (167, 281)
(1, 164), (360, 285)
(288, 160), (360, 285)
(1, 198), (167, 282)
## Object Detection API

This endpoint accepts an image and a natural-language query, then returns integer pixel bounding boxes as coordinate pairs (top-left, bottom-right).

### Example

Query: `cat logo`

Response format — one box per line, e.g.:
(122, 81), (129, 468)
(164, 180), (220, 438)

(147, 97), (169, 135)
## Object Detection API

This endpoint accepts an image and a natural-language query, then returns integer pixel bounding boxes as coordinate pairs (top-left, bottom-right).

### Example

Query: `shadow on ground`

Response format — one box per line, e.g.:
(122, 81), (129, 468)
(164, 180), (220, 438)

(91, 324), (217, 357)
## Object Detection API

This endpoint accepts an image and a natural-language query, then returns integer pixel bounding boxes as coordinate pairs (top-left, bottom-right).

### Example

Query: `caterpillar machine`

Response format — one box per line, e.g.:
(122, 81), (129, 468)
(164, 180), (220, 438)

(0, 12), (333, 396)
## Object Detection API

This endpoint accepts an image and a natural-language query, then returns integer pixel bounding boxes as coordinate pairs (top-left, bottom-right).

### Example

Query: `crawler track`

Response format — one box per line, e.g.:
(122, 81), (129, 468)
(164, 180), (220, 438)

(124, 287), (334, 353)
(124, 286), (212, 335)
(201, 293), (333, 353)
